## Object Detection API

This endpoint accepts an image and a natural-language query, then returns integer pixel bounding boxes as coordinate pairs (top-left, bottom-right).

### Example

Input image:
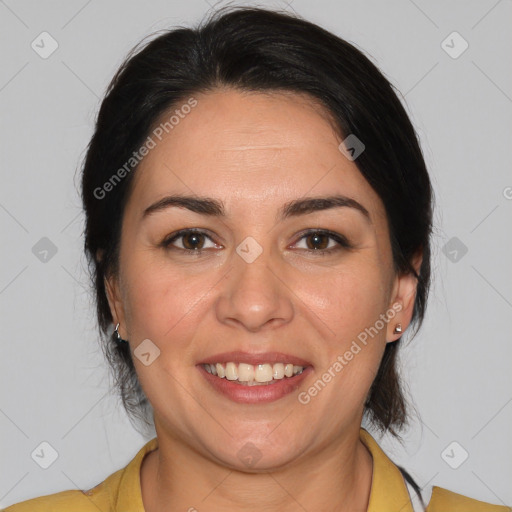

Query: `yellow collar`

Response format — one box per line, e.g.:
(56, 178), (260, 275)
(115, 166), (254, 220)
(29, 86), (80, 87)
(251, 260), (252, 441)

(114, 427), (414, 511)
(359, 428), (414, 512)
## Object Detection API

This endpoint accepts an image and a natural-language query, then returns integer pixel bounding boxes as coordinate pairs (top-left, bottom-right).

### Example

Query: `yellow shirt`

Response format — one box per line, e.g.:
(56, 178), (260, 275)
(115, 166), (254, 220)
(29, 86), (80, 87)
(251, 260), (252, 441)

(3, 428), (510, 511)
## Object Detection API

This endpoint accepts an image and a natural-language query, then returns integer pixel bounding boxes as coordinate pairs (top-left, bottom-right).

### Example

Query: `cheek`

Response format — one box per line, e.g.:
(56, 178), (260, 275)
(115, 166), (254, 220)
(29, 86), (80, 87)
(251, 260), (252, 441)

(295, 256), (389, 399)
(120, 252), (215, 350)
(297, 257), (389, 342)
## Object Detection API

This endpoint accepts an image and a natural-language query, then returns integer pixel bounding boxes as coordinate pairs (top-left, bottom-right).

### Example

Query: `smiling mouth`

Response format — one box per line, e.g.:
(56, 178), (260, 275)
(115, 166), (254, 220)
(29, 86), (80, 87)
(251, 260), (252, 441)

(202, 362), (306, 386)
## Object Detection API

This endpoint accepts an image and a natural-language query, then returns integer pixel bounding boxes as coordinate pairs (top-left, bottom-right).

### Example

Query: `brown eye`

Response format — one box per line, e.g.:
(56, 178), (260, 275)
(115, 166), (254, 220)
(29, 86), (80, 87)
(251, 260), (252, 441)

(293, 229), (351, 255)
(305, 232), (330, 251)
(161, 229), (219, 253)
(181, 232), (205, 250)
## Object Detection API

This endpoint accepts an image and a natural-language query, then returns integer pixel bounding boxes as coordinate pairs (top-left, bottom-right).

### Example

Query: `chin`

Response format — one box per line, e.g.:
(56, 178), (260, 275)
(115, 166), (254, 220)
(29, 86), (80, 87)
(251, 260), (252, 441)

(217, 447), (302, 473)
(205, 431), (305, 472)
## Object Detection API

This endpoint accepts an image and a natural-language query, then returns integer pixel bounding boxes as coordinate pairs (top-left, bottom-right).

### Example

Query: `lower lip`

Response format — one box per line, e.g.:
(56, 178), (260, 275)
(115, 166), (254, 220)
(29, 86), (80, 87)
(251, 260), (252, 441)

(197, 365), (313, 404)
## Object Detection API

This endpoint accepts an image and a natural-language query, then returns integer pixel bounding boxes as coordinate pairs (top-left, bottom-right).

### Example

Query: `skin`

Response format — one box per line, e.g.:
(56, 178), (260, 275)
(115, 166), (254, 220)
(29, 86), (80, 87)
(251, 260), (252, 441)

(105, 88), (422, 512)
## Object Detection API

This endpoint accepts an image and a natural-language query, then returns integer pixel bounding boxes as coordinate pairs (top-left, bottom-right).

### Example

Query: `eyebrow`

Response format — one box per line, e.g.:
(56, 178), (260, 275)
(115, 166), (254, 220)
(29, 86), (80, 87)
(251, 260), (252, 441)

(142, 194), (371, 223)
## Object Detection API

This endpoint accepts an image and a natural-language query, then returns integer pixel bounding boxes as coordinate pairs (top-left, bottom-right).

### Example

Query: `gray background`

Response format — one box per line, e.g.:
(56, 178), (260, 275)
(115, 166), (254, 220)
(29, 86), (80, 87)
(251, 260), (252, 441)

(1, 0), (511, 508)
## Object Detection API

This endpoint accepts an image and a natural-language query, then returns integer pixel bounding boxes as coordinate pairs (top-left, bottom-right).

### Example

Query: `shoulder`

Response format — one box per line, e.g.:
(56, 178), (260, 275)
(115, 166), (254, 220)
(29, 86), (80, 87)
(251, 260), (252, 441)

(426, 486), (511, 511)
(2, 437), (157, 512)
(1, 489), (99, 512)
(2, 467), (124, 512)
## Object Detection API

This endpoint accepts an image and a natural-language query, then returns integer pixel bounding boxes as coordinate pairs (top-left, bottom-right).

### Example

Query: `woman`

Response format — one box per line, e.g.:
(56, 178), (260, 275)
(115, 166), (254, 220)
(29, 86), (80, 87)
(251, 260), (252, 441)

(4, 6), (509, 512)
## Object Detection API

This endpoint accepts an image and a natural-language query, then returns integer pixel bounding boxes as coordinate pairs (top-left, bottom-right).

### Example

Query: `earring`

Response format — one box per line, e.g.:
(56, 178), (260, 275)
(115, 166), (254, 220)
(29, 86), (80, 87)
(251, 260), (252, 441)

(114, 323), (128, 344)
(393, 323), (402, 335)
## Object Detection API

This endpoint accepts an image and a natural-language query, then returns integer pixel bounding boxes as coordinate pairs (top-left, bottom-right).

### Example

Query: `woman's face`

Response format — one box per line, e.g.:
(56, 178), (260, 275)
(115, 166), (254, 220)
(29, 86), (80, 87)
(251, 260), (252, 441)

(107, 89), (418, 470)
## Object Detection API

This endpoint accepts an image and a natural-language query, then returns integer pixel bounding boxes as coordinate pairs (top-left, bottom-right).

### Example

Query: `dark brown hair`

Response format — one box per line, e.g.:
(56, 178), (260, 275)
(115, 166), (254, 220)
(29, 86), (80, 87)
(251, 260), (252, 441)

(81, 6), (434, 439)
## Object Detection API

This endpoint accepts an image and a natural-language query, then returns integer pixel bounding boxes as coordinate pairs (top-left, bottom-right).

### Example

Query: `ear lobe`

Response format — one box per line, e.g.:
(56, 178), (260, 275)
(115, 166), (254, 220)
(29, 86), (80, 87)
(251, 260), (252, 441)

(386, 249), (423, 343)
(104, 275), (125, 328)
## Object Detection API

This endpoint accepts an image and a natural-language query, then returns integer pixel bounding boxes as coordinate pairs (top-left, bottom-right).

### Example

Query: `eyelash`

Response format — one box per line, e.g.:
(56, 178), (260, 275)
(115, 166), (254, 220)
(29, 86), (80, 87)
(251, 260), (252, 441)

(160, 228), (352, 256)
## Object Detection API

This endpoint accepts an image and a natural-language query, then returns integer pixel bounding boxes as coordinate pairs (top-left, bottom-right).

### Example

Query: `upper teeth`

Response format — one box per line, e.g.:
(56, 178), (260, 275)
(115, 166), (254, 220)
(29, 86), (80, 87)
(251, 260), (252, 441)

(203, 362), (305, 383)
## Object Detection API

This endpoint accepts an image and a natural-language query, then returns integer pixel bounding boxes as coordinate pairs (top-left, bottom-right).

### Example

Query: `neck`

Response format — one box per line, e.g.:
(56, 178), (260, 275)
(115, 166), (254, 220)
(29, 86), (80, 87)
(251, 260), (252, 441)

(141, 427), (373, 512)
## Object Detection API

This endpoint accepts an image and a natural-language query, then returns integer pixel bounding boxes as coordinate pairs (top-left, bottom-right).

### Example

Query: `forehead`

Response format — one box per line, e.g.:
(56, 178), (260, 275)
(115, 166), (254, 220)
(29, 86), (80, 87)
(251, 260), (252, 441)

(128, 88), (386, 224)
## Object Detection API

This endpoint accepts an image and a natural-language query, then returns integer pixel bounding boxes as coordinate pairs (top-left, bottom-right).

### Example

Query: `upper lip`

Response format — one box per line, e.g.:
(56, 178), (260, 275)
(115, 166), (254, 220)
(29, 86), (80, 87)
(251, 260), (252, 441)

(197, 351), (312, 367)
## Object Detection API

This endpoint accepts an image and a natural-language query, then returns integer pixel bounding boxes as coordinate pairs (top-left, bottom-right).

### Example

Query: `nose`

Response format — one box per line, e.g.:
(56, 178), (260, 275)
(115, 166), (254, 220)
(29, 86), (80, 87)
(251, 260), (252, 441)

(215, 247), (295, 333)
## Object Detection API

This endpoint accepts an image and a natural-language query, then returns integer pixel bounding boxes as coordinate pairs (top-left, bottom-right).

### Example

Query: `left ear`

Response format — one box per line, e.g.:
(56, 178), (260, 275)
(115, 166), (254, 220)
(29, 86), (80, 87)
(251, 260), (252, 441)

(386, 249), (423, 343)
